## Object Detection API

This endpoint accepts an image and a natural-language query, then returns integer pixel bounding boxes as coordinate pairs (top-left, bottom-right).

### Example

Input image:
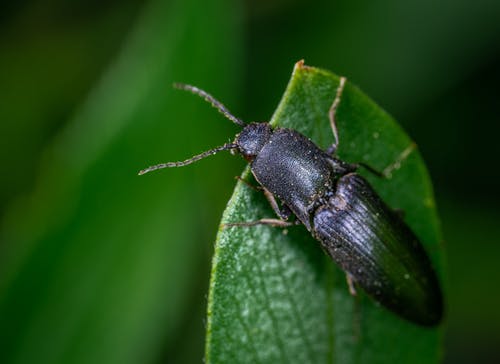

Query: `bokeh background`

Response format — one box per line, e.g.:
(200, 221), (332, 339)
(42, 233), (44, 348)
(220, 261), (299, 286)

(1, 0), (499, 363)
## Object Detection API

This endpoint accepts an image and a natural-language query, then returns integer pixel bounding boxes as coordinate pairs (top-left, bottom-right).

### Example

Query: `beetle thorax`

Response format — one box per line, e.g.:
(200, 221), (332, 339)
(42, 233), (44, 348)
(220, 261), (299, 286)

(235, 122), (272, 161)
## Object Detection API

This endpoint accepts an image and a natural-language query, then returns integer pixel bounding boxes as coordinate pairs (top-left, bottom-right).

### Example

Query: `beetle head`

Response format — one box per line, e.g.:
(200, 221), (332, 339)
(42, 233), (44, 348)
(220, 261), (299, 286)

(235, 122), (272, 161)
(139, 84), (271, 175)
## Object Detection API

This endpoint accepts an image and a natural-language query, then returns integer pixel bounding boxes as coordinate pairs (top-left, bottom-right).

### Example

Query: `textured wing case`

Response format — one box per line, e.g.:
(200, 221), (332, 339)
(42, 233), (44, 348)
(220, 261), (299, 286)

(312, 173), (443, 325)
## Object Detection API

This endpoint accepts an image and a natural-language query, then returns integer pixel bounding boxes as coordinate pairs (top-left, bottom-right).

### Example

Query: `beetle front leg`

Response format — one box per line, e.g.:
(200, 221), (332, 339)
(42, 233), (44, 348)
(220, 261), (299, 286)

(235, 175), (263, 191)
(262, 188), (292, 220)
(237, 177), (294, 220)
(224, 186), (300, 228)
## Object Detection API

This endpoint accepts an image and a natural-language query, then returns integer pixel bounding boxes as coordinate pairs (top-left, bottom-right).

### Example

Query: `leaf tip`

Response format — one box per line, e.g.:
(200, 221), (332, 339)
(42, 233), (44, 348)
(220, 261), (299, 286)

(294, 59), (305, 69)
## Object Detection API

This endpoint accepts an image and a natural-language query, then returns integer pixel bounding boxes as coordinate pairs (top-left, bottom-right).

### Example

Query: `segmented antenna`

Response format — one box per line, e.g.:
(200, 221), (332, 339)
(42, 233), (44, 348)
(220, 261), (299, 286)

(173, 83), (246, 127)
(138, 143), (238, 175)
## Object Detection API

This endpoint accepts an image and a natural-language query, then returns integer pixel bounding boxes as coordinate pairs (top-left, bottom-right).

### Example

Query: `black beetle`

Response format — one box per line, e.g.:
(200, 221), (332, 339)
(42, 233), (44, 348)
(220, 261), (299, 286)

(139, 77), (443, 326)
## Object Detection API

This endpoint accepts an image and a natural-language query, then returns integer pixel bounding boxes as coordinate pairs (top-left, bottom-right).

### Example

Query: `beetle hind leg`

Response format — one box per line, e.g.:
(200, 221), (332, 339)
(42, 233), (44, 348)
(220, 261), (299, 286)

(346, 273), (358, 296)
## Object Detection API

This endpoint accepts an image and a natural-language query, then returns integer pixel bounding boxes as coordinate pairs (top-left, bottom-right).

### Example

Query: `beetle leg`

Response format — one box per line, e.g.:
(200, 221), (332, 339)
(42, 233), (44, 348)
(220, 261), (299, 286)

(223, 218), (299, 228)
(382, 142), (416, 178)
(356, 143), (414, 178)
(223, 188), (301, 228)
(237, 178), (293, 220)
(235, 175), (263, 191)
(263, 188), (292, 220)
(326, 77), (347, 156)
(346, 273), (358, 296)
(355, 142), (416, 178)
(345, 273), (361, 339)
(354, 162), (385, 178)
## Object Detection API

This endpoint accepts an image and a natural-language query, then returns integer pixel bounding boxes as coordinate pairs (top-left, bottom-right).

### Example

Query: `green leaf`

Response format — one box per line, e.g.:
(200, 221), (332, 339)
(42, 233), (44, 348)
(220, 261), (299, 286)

(205, 61), (444, 364)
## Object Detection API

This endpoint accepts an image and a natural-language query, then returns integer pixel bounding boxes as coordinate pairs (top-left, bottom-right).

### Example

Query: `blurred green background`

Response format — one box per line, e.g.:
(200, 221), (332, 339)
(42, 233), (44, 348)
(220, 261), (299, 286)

(0, 0), (499, 363)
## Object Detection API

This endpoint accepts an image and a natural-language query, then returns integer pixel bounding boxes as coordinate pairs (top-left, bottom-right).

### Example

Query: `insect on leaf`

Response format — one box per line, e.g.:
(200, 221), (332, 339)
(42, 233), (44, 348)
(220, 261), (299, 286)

(205, 61), (444, 364)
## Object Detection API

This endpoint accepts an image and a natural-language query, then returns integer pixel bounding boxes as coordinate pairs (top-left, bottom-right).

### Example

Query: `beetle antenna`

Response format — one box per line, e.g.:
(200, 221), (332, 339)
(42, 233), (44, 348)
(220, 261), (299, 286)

(174, 83), (247, 127)
(138, 143), (238, 175)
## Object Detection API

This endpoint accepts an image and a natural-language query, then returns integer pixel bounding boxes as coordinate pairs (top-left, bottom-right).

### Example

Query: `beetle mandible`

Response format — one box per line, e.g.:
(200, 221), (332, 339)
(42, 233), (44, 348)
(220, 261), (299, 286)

(139, 77), (443, 326)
